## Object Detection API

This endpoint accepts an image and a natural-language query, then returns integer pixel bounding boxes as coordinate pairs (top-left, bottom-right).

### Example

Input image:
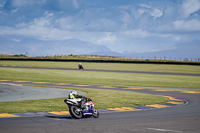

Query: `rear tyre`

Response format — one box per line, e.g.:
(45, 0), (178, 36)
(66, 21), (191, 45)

(70, 106), (82, 119)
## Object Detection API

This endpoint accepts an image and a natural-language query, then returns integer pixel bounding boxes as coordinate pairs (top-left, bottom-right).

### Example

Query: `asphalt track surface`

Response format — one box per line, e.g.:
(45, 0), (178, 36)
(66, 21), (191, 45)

(0, 67), (200, 133)
(0, 84), (84, 102)
(0, 83), (200, 133)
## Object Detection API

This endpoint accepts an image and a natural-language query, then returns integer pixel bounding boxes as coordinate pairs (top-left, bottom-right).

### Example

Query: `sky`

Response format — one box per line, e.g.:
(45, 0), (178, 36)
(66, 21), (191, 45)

(0, 0), (200, 57)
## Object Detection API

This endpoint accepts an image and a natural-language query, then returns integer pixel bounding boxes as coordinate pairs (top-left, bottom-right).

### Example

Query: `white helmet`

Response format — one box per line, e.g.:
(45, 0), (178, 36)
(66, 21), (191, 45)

(71, 90), (77, 95)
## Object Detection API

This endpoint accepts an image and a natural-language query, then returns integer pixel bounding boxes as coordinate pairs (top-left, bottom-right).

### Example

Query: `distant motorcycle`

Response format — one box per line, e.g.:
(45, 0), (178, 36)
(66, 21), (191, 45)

(78, 63), (84, 69)
(64, 98), (99, 119)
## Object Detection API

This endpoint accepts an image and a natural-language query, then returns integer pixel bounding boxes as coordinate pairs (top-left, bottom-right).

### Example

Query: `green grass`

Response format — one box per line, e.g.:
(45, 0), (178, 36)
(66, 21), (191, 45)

(0, 67), (200, 88)
(1, 61), (200, 74)
(0, 87), (169, 113)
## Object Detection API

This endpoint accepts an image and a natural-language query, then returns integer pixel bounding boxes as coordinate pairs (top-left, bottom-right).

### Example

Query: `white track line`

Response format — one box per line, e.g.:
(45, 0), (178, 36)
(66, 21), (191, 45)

(0, 83), (22, 86)
(147, 128), (183, 133)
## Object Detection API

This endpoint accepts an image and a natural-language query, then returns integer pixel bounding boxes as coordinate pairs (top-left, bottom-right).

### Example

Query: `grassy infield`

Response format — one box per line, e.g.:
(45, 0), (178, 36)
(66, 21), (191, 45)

(0, 61), (200, 113)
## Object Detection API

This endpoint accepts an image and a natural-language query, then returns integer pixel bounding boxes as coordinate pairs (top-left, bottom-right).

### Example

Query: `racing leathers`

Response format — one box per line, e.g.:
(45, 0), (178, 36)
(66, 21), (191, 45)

(66, 92), (88, 109)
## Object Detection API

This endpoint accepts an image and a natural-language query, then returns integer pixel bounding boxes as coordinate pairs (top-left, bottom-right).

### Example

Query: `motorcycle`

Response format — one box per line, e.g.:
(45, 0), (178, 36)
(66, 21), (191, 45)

(64, 98), (99, 119)
(78, 64), (84, 69)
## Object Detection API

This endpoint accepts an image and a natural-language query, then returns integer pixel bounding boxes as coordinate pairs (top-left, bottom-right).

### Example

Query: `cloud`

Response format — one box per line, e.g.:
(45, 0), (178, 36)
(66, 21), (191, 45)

(0, 11), (71, 40)
(150, 8), (163, 19)
(174, 19), (200, 31)
(138, 3), (163, 19)
(124, 29), (179, 41)
(181, 0), (200, 18)
(0, 13), (118, 43)
(11, 8), (18, 13)
(72, 0), (80, 9)
(124, 29), (149, 38)
(120, 4), (163, 20)
(11, 38), (20, 42)
(119, 10), (132, 27)
(56, 17), (73, 30)
(86, 18), (118, 31)
(22, 11), (54, 28)
(0, 0), (6, 8)
(11, 0), (46, 7)
(96, 32), (117, 45)
(139, 4), (151, 9)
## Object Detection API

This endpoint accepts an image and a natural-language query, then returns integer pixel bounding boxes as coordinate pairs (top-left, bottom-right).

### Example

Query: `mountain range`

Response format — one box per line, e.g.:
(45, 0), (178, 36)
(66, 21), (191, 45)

(0, 37), (111, 56)
(0, 36), (199, 60)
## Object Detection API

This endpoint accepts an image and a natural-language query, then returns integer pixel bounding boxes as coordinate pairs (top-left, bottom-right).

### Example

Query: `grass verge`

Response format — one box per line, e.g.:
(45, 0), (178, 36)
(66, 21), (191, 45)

(1, 61), (200, 74)
(0, 87), (169, 113)
(0, 67), (200, 88)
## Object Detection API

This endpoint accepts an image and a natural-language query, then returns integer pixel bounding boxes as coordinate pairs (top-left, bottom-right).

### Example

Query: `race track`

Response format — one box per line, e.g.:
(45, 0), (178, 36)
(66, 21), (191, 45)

(0, 66), (200, 132)
(0, 81), (200, 133)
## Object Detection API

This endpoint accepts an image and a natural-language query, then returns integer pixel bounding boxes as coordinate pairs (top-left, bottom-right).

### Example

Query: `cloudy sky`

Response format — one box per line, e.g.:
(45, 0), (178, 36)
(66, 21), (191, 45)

(0, 0), (200, 57)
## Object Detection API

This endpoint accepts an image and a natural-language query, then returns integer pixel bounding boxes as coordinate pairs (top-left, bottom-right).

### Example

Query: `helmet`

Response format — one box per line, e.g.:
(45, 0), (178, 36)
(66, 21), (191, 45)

(71, 90), (77, 95)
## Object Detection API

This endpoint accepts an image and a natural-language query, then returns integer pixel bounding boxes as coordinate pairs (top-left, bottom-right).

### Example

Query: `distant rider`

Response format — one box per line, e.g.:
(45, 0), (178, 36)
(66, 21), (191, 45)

(78, 63), (84, 69)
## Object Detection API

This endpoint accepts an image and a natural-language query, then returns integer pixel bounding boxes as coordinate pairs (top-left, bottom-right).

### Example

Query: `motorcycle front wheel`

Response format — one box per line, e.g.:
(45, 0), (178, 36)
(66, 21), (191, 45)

(93, 110), (99, 118)
(69, 106), (83, 119)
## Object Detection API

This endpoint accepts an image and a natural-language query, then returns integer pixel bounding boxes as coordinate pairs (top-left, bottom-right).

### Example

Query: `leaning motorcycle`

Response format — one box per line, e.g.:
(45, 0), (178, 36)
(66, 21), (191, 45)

(64, 98), (99, 119)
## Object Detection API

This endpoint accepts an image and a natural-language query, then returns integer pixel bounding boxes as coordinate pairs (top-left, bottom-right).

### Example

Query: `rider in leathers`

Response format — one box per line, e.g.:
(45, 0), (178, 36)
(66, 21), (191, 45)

(65, 90), (90, 109)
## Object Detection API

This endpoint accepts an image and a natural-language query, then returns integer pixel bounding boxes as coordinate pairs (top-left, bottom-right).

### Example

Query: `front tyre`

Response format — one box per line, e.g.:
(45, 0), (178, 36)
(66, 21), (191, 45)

(70, 106), (82, 119)
(93, 110), (99, 118)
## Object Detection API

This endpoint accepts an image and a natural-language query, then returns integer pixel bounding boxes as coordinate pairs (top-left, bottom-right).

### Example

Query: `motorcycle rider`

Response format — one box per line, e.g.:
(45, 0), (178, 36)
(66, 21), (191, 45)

(78, 63), (84, 69)
(65, 90), (89, 109)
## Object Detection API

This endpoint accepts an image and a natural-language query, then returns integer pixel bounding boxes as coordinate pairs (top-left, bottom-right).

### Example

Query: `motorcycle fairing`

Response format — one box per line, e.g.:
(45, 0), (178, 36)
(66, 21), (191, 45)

(66, 99), (81, 105)
(82, 104), (94, 116)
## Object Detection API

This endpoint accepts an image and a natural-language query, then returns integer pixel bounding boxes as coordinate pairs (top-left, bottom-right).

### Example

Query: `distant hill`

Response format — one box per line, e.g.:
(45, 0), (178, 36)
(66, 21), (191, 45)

(0, 36), (199, 59)
(0, 37), (112, 56)
(86, 40), (200, 60)
(123, 40), (200, 59)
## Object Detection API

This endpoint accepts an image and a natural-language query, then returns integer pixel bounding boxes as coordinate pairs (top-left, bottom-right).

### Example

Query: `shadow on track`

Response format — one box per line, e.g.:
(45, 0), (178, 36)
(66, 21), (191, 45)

(45, 115), (73, 120)
(45, 115), (96, 120)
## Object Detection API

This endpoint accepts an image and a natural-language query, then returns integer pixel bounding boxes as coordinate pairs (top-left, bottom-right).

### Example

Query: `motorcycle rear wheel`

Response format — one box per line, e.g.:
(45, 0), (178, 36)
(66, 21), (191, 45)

(70, 106), (83, 119)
